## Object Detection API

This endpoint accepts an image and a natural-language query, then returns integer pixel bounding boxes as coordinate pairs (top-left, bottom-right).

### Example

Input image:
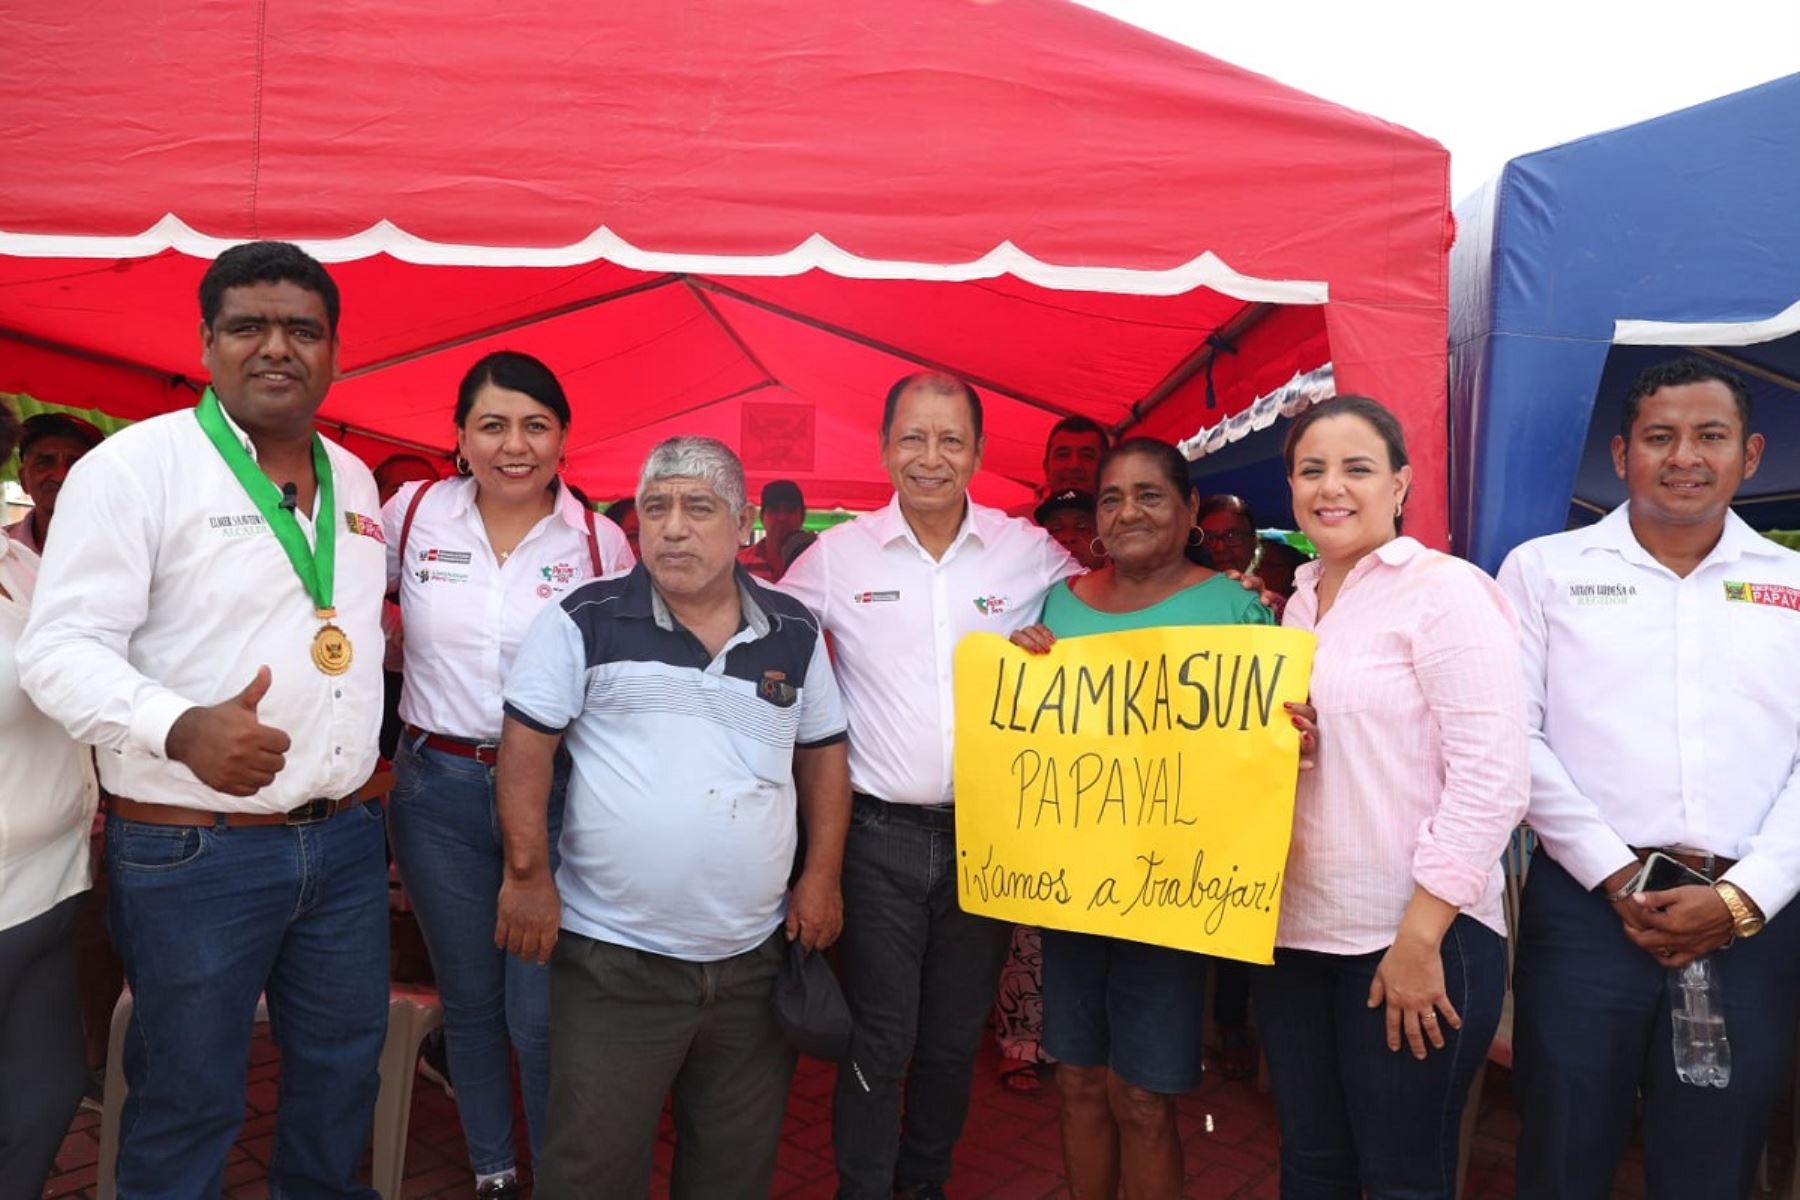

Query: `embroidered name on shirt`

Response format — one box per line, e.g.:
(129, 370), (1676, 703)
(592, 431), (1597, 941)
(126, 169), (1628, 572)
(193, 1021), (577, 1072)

(1723, 580), (1800, 612)
(541, 562), (578, 586)
(851, 590), (900, 604)
(974, 594), (1010, 616)
(1568, 583), (1637, 607)
(343, 512), (385, 542)
(419, 547), (473, 565)
(207, 513), (268, 538)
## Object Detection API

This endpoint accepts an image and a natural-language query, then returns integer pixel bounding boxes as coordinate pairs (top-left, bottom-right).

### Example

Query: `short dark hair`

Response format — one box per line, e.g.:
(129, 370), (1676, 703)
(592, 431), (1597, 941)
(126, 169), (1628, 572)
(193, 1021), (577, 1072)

(1621, 357), (1753, 440)
(199, 241), (342, 334)
(1044, 415), (1110, 458)
(0, 398), (22, 463)
(605, 497), (636, 522)
(1282, 395), (1411, 533)
(454, 350), (572, 428)
(1196, 493), (1256, 530)
(880, 372), (983, 442)
(760, 479), (805, 510)
(1097, 437), (1195, 503)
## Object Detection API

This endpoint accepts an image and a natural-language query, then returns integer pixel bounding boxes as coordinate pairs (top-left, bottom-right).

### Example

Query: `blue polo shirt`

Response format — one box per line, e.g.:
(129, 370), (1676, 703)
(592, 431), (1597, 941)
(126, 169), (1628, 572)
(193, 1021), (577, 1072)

(503, 564), (846, 961)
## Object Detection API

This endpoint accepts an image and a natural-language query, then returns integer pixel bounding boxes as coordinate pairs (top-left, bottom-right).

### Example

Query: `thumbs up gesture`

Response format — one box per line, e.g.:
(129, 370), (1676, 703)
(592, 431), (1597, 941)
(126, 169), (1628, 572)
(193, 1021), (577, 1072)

(164, 666), (295, 796)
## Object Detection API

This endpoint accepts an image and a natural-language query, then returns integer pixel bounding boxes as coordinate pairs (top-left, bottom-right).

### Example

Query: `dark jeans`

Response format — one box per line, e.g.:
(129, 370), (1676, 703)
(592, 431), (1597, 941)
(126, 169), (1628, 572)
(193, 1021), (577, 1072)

(388, 736), (566, 1177)
(1251, 915), (1505, 1200)
(106, 805), (390, 1200)
(831, 794), (1014, 1199)
(0, 893), (87, 1200)
(1514, 854), (1800, 1200)
(537, 929), (794, 1200)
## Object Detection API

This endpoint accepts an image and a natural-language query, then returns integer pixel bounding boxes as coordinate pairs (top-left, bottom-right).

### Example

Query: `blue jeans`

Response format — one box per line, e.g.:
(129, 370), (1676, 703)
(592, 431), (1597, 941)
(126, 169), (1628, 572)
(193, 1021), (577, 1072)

(1514, 854), (1800, 1200)
(105, 803), (389, 1200)
(831, 795), (1014, 1199)
(1251, 916), (1505, 1200)
(387, 737), (566, 1177)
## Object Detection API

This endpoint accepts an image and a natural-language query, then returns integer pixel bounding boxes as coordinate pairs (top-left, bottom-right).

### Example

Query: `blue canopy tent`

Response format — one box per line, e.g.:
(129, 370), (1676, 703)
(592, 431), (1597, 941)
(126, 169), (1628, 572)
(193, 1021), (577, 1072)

(1450, 74), (1800, 573)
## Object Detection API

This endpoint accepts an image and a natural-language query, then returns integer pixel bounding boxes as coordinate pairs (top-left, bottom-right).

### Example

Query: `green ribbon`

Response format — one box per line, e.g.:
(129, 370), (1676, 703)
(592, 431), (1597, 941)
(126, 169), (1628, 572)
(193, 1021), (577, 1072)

(194, 388), (336, 613)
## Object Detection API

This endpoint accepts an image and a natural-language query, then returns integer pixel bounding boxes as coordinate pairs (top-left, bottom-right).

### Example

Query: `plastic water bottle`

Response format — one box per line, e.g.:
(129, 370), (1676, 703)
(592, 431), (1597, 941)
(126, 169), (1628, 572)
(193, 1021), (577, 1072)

(1670, 956), (1731, 1088)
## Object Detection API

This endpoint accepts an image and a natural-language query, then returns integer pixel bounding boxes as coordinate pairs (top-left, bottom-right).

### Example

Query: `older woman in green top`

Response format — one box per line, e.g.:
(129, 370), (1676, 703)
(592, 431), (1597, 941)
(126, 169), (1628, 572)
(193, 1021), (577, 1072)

(1011, 437), (1313, 1200)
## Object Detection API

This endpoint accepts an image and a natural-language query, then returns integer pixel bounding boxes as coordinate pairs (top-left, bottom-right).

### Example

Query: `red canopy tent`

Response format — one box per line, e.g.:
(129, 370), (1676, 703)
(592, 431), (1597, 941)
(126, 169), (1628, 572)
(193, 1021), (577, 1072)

(0, 0), (1450, 539)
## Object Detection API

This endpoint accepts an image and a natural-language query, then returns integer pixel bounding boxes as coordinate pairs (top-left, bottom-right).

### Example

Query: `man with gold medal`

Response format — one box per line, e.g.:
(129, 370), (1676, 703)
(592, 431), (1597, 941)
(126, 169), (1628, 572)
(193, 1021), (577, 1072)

(20, 242), (390, 1199)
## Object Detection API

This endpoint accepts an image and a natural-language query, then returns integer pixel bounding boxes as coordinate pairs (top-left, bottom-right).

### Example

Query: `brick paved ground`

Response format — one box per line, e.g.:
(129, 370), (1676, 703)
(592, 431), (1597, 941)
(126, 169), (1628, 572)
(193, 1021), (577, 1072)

(40, 1032), (1794, 1198)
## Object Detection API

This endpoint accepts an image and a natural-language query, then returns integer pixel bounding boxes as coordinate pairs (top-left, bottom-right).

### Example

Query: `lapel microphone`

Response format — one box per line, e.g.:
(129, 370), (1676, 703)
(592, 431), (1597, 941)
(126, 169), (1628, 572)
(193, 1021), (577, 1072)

(279, 482), (299, 512)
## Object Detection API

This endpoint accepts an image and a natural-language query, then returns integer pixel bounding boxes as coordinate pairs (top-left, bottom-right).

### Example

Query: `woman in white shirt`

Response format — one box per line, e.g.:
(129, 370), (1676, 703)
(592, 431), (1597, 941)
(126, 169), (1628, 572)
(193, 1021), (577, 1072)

(382, 352), (632, 1200)
(0, 399), (99, 1194)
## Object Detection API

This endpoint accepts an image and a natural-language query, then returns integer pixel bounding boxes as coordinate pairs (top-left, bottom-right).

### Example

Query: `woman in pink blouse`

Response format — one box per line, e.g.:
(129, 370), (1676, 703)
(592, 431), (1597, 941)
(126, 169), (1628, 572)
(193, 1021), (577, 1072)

(1255, 396), (1528, 1199)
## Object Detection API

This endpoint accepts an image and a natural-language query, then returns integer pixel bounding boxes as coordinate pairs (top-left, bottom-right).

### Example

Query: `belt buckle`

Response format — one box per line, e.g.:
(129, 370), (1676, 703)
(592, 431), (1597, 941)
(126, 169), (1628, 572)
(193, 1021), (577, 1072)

(474, 742), (499, 766)
(285, 797), (335, 826)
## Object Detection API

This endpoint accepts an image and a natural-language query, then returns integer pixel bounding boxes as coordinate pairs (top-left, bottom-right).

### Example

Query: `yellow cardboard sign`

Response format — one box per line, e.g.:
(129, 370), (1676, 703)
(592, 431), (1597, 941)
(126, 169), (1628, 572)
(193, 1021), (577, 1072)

(953, 625), (1316, 964)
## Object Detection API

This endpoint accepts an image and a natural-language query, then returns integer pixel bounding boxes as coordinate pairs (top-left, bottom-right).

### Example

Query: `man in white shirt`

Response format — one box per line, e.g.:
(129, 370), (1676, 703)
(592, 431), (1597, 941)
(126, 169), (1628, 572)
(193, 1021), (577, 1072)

(494, 436), (850, 1199)
(4, 411), (105, 554)
(20, 241), (390, 1199)
(780, 373), (1079, 1200)
(1498, 357), (1800, 1198)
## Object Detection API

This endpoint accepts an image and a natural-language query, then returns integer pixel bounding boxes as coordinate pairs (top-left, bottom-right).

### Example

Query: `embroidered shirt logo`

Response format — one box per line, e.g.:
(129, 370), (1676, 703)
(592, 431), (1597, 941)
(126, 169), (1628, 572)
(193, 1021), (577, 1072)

(420, 547), (473, 565)
(541, 562), (578, 587)
(1567, 582), (1637, 607)
(758, 669), (798, 708)
(207, 513), (268, 539)
(343, 512), (385, 542)
(851, 590), (901, 604)
(1724, 580), (1800, 612)
(973, 594), (1009, 616)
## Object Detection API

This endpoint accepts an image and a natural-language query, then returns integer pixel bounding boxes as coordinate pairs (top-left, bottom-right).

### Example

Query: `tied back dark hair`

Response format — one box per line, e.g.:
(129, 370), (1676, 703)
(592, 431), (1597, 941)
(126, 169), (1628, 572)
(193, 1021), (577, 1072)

(1622, 356), (1753, 440)
(1097, 437), (1196, 503)
(199, 241), (342, 334)
(1281, 395), (1411, 533)
(454, 351), (573, 429)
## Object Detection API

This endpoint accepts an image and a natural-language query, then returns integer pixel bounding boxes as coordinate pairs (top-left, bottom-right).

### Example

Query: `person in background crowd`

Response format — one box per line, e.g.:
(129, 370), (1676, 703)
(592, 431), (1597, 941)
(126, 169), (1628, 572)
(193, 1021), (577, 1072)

(382, 350), (633, 1199)
(1254, 538), (1309, 605)
(5, 412), (105, 554)
(20, 240), (390, 1198)
(372, 453), (444, 758)
(606, 496), (640, 561)
(0, 397), (100, 1198)
(495, 436), (849, 1199)
(780, 526), (818, 570)
(739, 478), (807, 581)
(373, 452), (441, 506)
(3, 410), (120, 1106)
(1034, 488), (1106, 572)
(1009, 415), (1111, 517)
(781, 372), (1081, 1199)
(1007, 437), (1313, 1200)
(1256, 395), (1527, 1198)
(1500, 358), (1800, 1198)
(1197, 494), (1260, 575)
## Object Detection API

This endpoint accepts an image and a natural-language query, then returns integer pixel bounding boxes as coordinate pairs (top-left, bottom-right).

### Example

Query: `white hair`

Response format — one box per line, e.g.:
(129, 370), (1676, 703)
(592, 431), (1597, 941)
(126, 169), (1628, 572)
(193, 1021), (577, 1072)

(636, 436), (747, 514)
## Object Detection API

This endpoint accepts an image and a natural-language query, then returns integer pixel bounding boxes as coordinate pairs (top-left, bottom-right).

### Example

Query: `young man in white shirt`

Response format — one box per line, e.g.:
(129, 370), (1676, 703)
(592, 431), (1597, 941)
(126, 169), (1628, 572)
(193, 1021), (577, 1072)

(20, 241), (390, 1199)
(780, 373), (1080, 1200)
(1498, 357), (1800, 1198)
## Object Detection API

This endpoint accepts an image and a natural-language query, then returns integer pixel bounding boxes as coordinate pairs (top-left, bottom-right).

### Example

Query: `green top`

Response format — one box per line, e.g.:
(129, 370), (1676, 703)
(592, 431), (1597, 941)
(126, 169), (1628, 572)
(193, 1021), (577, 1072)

(1041, 571), (1273, 638)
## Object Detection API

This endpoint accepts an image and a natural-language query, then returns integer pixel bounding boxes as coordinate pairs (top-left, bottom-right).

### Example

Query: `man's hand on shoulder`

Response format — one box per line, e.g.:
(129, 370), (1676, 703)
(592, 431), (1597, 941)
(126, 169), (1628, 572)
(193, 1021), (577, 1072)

(163, 666), (292, 796)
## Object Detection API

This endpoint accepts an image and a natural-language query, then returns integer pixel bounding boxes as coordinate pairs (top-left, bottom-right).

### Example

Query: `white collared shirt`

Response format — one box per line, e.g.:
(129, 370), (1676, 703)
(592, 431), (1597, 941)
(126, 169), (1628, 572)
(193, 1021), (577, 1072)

(2, 534), (98, 931)
(18, 406), (388, 814)
(1498, 504), (1800, 917)
(779, 495), (1078, 805)
(5, 514), (42, 555)
(383, 475), (633, 741)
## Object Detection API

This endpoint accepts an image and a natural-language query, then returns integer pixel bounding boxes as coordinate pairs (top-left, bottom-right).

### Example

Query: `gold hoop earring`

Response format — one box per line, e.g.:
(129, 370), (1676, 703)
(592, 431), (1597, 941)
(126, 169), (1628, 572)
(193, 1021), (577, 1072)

(1187, 526), (1205, 547)
(1088, 537), (1109, 561)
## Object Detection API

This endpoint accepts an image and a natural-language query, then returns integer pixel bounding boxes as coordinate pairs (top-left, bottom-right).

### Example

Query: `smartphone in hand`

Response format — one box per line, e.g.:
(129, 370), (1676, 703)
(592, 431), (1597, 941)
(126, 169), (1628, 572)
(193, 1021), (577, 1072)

(1628, 851), (1714, 899)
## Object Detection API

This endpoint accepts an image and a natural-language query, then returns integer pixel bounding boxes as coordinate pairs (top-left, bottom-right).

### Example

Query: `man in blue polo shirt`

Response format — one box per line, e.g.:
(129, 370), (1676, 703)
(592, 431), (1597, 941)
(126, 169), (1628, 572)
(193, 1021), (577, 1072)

(494, 436), (850, 1200)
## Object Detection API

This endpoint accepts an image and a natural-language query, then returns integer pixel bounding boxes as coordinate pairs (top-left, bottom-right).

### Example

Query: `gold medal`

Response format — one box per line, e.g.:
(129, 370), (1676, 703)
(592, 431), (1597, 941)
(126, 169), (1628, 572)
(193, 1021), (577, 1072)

(311, 609), (353, 676)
